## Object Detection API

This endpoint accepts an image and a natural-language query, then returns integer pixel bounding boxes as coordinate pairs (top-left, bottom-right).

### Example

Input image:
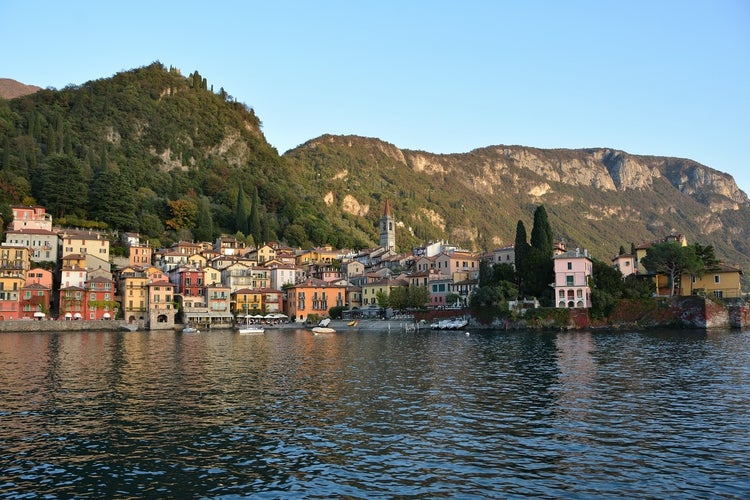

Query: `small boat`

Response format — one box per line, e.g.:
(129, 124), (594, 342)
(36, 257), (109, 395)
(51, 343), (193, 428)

(347, 319), (359, 327)
(237, 315), (264, 335)
(312, 318), (335, 334)
(239, 326), (265, 335)
(182, 326), (199, 333)
(312, 326), (336, 335)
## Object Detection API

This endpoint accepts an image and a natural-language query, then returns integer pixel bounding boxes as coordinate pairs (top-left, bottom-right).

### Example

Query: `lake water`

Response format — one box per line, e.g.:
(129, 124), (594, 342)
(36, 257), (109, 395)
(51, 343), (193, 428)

(1, 327), (748, 499)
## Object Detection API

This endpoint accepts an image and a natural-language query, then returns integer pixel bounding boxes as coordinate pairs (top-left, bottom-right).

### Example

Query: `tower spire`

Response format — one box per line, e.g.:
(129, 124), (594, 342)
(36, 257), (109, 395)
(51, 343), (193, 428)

(379, 199), (395, 251)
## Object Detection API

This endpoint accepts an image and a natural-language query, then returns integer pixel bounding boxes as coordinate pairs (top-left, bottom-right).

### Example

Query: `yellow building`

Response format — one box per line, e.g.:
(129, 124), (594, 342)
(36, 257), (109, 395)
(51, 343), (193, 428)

(681, 264), (743, 299)
(121, 274), (149, 323)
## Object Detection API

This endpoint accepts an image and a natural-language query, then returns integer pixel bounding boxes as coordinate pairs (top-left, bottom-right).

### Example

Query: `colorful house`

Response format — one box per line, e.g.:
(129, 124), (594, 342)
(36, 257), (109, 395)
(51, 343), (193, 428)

(362, 277), (409, 308)
(9, 205), (53, 231)
(85, 276), (118, 320)
(206, 284), (233, 326)
(285, 278), (346, 323)
(129, 243), (152, 267)
(120, 273), (149, 324)
(613, 253), (637, 277)
(59, 229), (110, 261)
(147, 280), (176, 330)
(59, 286), (86, 319)
(554, 248), (593, 309)
(4, 228), (59, 263)
(19, 282), (51, 319)
(681, 264), (743, 299)
(233, 288), (262, 315)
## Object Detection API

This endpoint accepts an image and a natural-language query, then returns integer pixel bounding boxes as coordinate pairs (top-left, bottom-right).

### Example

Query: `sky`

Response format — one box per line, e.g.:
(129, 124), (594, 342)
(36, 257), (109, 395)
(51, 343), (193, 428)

(2, 1), (749, 194)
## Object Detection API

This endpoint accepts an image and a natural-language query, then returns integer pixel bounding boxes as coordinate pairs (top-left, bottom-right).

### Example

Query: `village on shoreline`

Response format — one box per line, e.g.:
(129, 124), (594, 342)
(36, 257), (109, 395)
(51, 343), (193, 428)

(1, 202), (748, 333)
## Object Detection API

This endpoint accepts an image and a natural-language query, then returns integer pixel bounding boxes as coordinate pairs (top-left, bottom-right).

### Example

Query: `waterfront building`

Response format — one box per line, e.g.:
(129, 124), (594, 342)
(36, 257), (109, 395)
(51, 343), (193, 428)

(554, 248), (593, 309)
(285, 278), (346, 323)
(147, 280), (176, 330)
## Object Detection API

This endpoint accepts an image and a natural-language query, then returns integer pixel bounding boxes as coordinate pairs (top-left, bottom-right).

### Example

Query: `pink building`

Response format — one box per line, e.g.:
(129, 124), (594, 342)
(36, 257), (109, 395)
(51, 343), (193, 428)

(554, 248), (593, 309)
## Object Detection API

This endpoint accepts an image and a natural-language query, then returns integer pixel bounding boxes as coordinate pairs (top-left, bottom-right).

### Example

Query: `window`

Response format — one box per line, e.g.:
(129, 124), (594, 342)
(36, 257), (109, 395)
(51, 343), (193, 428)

(567, 262), (572, 270)
(714, 275), (720, 284)
(566, 275), (574, 286)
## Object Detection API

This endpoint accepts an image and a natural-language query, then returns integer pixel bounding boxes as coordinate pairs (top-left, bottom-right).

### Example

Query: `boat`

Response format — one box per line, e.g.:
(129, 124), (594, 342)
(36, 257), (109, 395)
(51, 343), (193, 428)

(347, 319), (359, 327)
(239, 325), (265, 335)
(312, 326), (336, 335)
(312, 318), (335, 334)
(237, 315), (265, 335)
(182, 326), (199, 333)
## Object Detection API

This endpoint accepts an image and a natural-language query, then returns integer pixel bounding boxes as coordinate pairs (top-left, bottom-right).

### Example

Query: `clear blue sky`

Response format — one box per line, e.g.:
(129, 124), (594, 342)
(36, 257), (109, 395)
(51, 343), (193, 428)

(3, 1), (749, 194)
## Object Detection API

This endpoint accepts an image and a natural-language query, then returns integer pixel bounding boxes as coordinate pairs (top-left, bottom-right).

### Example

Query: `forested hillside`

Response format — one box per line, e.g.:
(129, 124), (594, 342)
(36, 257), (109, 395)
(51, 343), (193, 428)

(0, 63), (379, 249)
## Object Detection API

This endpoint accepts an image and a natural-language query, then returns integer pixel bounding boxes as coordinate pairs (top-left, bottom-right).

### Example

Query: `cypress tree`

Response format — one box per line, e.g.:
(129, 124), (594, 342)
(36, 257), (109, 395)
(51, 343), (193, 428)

(514, 220), (530, 271)
(235, 184), (249, 235)
(194, 196), (214, 242)
(249, 186), (261, 246)
(530, 204), (553, 256)
(514, 220), (531, 294)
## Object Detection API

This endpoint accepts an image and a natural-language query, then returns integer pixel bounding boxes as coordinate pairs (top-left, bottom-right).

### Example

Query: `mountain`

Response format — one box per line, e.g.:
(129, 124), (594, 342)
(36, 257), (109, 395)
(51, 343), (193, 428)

(284, 135), (750, 265)
(0, 78), (41, 99)
(0, 63), (748, 284)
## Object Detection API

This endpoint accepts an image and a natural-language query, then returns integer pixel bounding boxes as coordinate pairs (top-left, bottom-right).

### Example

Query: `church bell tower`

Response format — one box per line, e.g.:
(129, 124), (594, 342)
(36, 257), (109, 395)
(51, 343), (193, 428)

(379, 199), (396, 251)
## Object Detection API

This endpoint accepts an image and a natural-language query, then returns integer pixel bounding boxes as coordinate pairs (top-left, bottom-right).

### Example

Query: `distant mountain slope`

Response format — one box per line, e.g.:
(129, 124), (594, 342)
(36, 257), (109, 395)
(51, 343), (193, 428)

(283, 135), (750, 274)
(0, 78), (41, 99)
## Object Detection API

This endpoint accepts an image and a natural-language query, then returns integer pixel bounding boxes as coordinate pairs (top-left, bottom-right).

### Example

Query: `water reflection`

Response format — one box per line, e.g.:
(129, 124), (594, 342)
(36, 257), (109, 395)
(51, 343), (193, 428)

(0, 329), (748, 498)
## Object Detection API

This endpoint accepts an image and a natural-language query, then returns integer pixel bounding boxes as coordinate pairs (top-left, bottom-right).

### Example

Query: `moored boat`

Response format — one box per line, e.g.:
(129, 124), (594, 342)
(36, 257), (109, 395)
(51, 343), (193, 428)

(237, 315), (265, 335)
(312, 326), (336, 335)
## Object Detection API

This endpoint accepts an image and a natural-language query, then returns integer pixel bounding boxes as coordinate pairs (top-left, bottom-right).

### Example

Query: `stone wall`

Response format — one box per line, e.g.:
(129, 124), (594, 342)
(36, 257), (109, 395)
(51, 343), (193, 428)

(0, 319), (144, 333)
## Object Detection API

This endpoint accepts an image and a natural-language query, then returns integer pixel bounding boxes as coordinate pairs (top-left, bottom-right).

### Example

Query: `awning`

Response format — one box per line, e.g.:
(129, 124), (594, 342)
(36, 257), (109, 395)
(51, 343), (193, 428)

(103, 313), (111, 319)
(74, 312), (82, 319)
(64, 312), (72, 319)
(34, 311), (45, 318)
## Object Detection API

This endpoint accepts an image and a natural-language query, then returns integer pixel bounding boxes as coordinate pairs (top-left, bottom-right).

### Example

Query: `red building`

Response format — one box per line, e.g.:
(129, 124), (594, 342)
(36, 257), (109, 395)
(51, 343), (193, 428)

(85, 276), (118, 320)
(19, 282), (52, 320)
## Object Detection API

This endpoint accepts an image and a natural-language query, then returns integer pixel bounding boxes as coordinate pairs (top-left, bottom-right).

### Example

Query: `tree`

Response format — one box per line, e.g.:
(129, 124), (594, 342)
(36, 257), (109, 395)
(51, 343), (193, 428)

(589, 258), (626, 318)
(166, 198), (198, 232)
(478, 258), (493, 286)
(248, 186), (261, 246)
(34, 154), (89, 218)
(492, 263), (516, 284)
(235, 184), (249, 235)
(641, 242), (704, 296)
(376, 290), (390, 309)
(514, 220), (531, 290)
(194, 195), (214, 242)
(530, 205), (553, 257)
(88, 167), (138, 230)
(407, 286), (430, 309)
(389, 286), (408, 311)
(694, 243), (719, 270)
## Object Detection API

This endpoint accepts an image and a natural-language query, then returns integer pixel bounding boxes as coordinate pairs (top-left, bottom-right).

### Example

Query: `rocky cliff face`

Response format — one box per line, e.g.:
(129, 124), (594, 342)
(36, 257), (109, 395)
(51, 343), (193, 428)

(400, 144), (748, 209)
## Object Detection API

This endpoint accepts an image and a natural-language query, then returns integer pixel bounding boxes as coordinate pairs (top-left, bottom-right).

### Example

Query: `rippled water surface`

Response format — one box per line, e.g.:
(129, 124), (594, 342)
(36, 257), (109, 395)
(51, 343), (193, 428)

(1, 328), (748, 498)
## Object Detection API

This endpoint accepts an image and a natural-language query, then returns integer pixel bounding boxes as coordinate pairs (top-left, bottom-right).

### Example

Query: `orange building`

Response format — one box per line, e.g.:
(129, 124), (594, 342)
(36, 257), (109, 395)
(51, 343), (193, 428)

(285, 278), (346, 323)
